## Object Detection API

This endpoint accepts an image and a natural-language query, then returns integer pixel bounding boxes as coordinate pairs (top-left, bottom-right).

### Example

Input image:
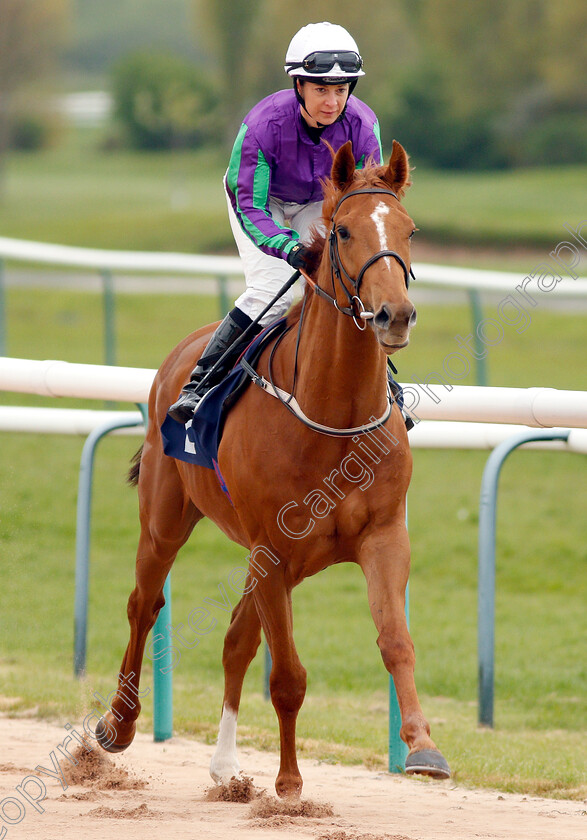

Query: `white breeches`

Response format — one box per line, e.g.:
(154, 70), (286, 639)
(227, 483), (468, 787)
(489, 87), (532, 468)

(225, 184), (324, 325)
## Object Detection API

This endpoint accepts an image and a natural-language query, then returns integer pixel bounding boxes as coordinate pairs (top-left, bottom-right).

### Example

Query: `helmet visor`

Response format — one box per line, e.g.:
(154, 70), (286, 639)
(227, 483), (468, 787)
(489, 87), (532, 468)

(288, 50), (363, 75)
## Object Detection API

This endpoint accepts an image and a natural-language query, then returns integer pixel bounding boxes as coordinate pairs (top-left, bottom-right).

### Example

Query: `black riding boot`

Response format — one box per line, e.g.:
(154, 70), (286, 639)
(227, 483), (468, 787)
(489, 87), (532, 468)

(168, 308), (258, 424)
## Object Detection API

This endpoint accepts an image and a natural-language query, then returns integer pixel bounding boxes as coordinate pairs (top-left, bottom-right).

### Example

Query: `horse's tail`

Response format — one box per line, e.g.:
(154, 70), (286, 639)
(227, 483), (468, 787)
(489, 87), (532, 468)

(128, 445), (143, 487)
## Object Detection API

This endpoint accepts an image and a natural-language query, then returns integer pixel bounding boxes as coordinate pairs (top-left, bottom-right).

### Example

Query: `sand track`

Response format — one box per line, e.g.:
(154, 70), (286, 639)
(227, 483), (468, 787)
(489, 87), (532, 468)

(1, 716), (585, 840)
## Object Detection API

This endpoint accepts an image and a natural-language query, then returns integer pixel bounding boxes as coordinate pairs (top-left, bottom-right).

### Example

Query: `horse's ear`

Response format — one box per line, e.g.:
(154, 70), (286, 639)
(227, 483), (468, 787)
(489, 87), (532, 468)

(380, 140), (411, 198)
(331, 141), (356, 191)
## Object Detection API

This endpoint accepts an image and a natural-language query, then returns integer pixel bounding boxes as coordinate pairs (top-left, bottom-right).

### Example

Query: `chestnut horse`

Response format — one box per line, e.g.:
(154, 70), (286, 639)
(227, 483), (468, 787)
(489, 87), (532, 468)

(96, 140), (450, 796)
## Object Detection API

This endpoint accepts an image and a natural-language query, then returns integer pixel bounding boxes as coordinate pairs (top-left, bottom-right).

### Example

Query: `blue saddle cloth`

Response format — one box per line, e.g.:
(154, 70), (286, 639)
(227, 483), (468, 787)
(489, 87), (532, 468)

(161, 319), (288, 479)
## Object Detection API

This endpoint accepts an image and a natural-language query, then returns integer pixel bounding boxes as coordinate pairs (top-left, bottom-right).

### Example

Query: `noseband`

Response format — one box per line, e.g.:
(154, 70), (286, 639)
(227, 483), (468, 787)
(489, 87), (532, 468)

(307, 187), (416, 330)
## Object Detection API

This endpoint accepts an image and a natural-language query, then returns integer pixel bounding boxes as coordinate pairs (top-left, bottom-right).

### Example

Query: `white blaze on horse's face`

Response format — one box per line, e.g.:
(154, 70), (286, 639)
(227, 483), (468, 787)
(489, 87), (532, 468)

(366, 199), (416, 352)
(371, 202), (391, 269)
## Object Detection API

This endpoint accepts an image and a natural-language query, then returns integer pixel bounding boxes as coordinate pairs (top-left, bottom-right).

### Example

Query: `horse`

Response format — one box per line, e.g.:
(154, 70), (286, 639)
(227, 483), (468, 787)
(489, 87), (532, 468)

(96, 139), (450, 797)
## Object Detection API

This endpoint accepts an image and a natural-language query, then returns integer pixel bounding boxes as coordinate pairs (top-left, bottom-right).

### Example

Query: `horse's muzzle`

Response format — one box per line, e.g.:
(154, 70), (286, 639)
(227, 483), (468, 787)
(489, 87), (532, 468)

(372, 301), (417, 351)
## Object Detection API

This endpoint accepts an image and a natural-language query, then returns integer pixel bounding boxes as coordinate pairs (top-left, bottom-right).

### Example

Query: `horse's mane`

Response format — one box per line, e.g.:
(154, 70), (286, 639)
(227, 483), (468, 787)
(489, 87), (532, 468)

(286, 157), (404, 329)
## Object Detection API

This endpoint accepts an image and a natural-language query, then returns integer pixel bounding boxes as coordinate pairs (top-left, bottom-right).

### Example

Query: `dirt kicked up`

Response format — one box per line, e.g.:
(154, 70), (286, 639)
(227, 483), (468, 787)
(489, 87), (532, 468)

(1, 715), (586, 840)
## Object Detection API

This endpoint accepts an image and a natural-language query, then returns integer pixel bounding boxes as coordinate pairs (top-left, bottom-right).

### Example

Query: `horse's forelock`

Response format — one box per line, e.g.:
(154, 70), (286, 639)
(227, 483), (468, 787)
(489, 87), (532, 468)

(321, 159), (387, 221)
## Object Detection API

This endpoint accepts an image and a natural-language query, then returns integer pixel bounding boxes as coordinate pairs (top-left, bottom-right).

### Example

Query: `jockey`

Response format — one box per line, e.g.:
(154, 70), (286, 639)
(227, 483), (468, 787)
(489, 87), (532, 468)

(169, 21), (383, 423)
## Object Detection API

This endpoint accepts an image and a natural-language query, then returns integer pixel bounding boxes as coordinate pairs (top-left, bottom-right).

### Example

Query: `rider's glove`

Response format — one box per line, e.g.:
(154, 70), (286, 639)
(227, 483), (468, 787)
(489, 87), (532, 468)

(286, 242), (311, 271)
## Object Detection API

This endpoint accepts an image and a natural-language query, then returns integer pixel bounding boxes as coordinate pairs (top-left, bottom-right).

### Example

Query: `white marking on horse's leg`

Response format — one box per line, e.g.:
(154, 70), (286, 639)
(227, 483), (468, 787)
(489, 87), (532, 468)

(371, 201), (391, 268)
(209, 705), (240, 783)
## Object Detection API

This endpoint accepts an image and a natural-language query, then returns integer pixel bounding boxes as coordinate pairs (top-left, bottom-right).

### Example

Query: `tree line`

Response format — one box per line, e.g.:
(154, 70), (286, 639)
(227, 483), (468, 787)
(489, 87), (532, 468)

(1, 0), (586, 173)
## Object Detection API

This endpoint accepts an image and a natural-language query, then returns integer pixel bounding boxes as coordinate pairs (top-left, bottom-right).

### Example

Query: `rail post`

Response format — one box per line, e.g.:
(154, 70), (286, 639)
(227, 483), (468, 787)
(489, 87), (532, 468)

(73, 413), (145, 677)
(477, 428), (570, 727)
(134, 400), (173, 742)
(387, 584), (410, 773)
(388, 583), (410, 772)
(389, 502), (410, 773)
(153, 575), (173, 742)
(467, 288), (488, 386)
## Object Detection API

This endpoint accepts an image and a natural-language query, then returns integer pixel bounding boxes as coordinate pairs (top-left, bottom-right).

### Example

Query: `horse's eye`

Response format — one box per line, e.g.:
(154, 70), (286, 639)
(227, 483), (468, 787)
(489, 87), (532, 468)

(337, 225), (350, 242)
(409, 229), (417, 240)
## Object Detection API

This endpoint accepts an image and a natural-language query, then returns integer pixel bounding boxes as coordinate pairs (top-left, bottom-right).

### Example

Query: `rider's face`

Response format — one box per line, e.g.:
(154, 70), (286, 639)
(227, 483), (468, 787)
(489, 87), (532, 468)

(297, 80), (350, 128)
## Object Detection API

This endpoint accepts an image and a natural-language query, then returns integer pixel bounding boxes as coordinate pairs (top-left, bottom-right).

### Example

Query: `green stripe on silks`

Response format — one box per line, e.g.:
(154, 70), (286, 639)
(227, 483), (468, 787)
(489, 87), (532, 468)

(252, 148), (269, 209)
(373, 119), (383, 163)
(250, 150), (297, 253)
(356, 120), (383, 170)
(228, 125), (298, 255)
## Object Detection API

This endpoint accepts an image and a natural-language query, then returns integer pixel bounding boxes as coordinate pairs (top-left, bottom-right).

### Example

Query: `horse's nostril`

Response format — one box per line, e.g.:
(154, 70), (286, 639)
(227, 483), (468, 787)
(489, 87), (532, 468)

(373, 304), (392, 329)
(373, 303), (416, 331)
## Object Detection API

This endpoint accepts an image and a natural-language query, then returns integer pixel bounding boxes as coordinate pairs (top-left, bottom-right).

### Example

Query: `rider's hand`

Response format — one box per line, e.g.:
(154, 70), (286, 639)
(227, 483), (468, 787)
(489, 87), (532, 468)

(286, 242), (311, 271)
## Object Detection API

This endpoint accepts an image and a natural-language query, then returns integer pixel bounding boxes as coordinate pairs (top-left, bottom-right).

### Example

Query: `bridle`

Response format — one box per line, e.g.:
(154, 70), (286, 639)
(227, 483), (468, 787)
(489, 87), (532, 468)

(240, 185), (415, 437)
(305, 186), (416, 330)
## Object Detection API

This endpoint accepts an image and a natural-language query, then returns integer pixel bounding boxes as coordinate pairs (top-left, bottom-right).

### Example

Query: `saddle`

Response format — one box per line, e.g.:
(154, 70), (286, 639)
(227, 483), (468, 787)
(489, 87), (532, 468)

(161, 319), (289, 478)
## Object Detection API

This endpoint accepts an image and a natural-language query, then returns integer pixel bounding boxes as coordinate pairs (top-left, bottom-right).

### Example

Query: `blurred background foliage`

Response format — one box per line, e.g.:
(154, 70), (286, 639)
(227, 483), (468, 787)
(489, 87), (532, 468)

(110, 51), (220, 150)
(1, 0), (586, 170)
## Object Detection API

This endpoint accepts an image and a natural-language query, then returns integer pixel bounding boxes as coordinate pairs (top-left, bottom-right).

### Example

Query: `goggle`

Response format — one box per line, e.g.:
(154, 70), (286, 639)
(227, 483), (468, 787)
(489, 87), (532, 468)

(289, 51), (363, 75)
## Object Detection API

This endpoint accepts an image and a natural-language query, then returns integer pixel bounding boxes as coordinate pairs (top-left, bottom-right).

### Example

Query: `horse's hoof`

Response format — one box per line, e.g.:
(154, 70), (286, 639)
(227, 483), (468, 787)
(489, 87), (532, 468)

(275, 774), (303, 799)
(405, 749), (450, 779)
(95, 716), (135, 753)
(210, 759), (241, 785)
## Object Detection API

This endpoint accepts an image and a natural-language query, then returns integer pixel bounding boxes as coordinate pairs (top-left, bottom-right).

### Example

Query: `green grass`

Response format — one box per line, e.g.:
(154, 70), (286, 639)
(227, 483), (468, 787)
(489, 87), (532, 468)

(1, 127), (586, 255)
(0, 131), (230, 254)
(0, 288), (220, 372)
(403, 165), (587, 248)
(0, 287), (585, 799)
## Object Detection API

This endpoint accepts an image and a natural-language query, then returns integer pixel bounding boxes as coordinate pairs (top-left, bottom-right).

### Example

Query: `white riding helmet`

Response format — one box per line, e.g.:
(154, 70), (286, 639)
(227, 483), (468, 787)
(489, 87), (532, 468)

(284, 22), (365, 82)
